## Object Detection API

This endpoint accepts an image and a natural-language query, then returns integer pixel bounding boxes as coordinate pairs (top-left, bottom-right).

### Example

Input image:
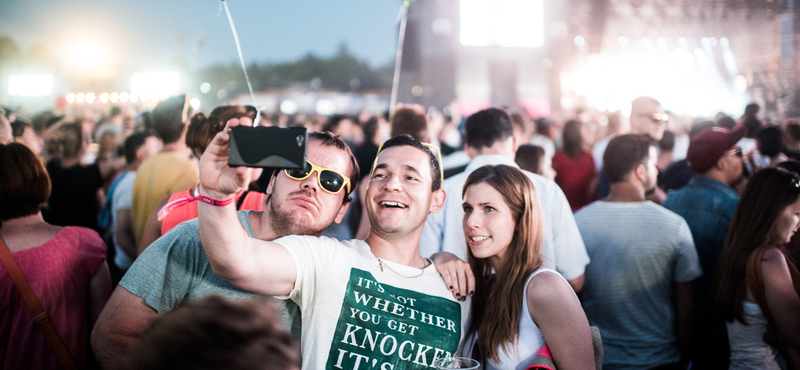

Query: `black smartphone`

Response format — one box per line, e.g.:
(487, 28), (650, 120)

(228, 126), (307, 169)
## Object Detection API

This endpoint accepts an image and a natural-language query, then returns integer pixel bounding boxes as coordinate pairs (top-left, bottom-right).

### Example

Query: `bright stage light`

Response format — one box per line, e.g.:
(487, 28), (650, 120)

(130, 93), (139, 103)
(189, 98), (201, 111)
(721, 38), (729, 46)
(100, 92), (109, 103)
(735, 75), (748, 92)
(562, 37), (746, 117)
(7, 74), (55, 97)
(280, 100), (299, 114)
(140, 93), (149, 103)
(86, 92), (96, 104)
(200, 82), (211, 94)
(694, 48), (708, 67)
(61, 37), (113, 77)
(460, 0), (544, 47)
(76, 93), (85, 103)
(618, 37), (628, 47)
(66, 92), (76, 103)
(574, 36), (586, 47)
(315, 99), (336, 115)
(131, 72), (181, 98)
(110, 92), (119, 103)
(119, 92), (129, 103)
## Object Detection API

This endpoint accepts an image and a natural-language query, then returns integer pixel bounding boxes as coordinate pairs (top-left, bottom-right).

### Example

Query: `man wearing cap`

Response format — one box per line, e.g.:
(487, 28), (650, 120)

(663, 125), (747, 369)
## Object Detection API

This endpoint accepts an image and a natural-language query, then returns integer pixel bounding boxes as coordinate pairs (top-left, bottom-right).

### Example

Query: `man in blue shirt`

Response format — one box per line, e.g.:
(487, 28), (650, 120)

(663, 125), (747, 369)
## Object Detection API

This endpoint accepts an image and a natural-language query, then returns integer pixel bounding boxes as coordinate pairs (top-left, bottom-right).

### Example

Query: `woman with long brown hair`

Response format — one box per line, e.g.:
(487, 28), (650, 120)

(459, 164), (593, 369)
(715, 167), (800, 369)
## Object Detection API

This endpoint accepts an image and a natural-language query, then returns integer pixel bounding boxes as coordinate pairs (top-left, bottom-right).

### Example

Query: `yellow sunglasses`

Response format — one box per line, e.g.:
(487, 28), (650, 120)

(371, 141), (444, 184)
(285, 160), (351, 194)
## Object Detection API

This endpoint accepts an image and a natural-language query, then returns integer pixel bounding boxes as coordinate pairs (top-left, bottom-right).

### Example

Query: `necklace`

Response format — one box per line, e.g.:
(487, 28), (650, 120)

(376, 257), (431, 279)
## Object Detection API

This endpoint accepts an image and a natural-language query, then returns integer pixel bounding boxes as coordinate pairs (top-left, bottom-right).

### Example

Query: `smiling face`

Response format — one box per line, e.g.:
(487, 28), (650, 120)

(265, 139), (351, 236)
(462, 182), (517, 262)
(366, 145), (443, 238)
(772, 197), (800, 245)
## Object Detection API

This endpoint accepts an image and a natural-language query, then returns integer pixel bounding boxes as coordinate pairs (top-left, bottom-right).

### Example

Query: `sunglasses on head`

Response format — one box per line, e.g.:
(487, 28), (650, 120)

(371, 141), (444, 184)
(649, 113), (669, 123)
(728, 146), (743, 158)
(285, 160), (351, 195)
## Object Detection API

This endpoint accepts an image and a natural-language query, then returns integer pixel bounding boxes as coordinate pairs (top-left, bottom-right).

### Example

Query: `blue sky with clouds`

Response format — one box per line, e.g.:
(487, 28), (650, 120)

(0, 0), (402, 69)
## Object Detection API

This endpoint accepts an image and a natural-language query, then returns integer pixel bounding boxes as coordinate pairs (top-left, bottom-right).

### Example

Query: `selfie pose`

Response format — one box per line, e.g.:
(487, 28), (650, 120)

(137, 105), (263, 254)
(715, 167), (800, 370)
(456, 165), (594, 369)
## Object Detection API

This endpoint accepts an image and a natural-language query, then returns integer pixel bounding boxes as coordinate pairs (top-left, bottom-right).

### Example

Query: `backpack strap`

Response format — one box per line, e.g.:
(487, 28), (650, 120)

(0, 235), (78, 370)
(236, 190), (250, 210)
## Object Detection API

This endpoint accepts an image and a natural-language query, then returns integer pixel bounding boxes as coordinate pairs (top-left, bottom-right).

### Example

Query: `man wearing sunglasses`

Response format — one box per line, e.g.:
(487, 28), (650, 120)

(197, 118), (469, 370)
(662, 125), (747, 369)
(91, 127), (359, 370)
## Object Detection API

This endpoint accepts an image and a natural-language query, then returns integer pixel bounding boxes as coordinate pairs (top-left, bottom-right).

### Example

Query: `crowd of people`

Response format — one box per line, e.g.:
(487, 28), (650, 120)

(1, 95), (799, 370)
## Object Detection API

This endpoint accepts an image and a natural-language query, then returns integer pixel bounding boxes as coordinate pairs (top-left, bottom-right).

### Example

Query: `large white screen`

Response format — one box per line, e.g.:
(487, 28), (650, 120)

(459, 0), (544, 48)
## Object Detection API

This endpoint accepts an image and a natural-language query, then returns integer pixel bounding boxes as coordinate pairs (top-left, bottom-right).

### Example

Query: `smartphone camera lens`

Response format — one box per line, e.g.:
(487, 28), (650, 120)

(296, 135), (305, 147)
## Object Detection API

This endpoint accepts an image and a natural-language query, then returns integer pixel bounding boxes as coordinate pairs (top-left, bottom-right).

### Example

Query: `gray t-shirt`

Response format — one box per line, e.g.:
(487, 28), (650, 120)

(575, 201), (702, 370)
(120, 210), (301, 340)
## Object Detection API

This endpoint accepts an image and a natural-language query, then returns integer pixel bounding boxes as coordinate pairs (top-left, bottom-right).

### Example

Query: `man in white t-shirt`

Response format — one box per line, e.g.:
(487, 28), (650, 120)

(198, 119), (470, 370)
(422, 108), (589, 292)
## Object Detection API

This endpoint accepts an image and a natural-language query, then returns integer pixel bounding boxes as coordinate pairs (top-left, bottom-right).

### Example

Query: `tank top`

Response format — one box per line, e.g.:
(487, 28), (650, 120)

(727, 300), (786, 370)
(466, 268), (578, 370)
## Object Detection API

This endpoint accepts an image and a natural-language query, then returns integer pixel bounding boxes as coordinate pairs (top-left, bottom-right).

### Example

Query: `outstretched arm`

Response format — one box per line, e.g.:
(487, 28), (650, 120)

(528, 272), (594, 370)
(197, 117), (296, 296)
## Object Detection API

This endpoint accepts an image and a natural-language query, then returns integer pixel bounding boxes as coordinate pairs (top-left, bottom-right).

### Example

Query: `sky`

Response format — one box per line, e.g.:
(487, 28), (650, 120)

(0, 0), (402, 70)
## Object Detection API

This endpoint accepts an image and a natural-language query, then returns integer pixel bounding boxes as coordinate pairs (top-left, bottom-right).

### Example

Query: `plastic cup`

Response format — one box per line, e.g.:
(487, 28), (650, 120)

(432, 357), (481, 369)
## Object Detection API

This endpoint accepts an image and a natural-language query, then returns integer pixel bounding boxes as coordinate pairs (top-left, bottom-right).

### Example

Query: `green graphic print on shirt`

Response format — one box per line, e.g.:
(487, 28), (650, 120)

(327, 268), (462, 370)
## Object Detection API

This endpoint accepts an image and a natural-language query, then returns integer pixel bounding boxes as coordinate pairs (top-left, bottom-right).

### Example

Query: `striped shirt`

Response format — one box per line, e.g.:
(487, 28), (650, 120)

(575, 201), (701, 370)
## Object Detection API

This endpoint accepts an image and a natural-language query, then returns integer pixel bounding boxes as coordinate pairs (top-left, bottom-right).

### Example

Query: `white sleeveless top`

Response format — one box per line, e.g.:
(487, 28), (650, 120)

(465, 268), (578, 370)
(727, 300), (786, 370)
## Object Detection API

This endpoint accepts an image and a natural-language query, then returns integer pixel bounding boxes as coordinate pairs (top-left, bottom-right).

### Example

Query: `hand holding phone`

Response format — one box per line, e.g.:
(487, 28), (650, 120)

(198, 117), (262, 199)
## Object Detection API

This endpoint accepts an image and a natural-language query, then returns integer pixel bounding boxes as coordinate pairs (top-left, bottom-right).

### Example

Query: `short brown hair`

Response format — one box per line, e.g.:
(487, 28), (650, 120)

(128, 295), (300, 370)
(309, 131), (360, 190)
(0, 143), (51, 220)
(390, 106), (428, 142)
(603, 134), (655, 183)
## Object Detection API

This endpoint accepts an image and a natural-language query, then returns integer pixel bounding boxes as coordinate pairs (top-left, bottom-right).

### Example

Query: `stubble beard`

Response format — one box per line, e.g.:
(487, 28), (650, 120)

(268, 199), (326, 238)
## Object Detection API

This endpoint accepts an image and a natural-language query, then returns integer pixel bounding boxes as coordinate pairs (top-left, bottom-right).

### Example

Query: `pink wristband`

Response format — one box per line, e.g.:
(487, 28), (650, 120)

(157, 186), (235, 221)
